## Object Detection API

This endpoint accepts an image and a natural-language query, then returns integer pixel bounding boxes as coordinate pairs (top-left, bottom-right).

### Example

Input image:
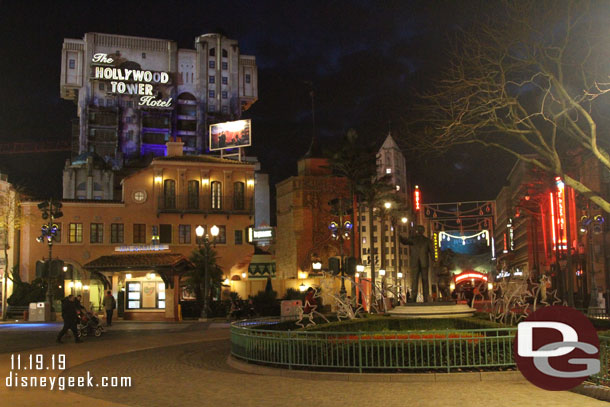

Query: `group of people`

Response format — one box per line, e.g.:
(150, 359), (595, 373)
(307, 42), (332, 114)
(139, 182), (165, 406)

(227, 298), (256, 320)
(56, 290), (116, 344)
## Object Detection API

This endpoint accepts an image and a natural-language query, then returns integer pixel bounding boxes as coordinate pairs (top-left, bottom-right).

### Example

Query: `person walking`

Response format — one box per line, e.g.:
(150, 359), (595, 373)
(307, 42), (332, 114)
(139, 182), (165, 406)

(103, 290), (116, 326)
(57, 295), (82, 343)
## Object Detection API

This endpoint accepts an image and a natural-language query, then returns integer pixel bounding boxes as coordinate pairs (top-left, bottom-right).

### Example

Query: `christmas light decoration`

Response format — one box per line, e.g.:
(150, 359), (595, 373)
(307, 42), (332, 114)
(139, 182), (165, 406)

(438, 230), (489, 246)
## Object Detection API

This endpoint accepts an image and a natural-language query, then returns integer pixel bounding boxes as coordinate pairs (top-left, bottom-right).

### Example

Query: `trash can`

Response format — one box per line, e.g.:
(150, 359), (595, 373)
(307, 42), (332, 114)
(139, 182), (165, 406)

(29, 302), (51, 322)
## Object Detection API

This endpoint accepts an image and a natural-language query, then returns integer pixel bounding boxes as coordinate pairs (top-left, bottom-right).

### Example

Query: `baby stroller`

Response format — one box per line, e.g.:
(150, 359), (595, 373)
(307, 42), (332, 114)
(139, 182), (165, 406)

(77, 311), (104, 337)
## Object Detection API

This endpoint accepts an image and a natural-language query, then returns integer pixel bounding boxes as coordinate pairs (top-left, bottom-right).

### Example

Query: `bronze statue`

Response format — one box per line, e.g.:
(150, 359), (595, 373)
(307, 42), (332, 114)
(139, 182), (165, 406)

(399, 225), (434, 302)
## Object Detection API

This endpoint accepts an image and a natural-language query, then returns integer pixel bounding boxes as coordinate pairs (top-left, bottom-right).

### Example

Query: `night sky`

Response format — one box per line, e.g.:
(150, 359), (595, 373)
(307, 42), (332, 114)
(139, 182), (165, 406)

(0, 0), (514, 203)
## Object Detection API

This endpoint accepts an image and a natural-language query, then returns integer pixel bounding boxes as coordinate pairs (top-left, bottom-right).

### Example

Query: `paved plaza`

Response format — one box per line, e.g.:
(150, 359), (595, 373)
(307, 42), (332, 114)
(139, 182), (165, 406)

(0, 321), (607, 407)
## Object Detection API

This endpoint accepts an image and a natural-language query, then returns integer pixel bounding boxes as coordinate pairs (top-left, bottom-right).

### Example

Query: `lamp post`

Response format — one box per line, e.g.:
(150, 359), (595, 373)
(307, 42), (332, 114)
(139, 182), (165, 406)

(328, 198), (354, 298)
(36, 199), (63, 310)
(196, 224), (219, 320)
(579, 214), (605, 311)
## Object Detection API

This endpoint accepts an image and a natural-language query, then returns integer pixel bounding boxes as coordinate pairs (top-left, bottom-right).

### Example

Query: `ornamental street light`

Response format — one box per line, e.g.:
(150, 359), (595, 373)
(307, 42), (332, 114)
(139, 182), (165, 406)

(196, 224), (219, 320)
(328, 198), (355, 298)
(37, 199), (63, 310)
(579, 214), (606, 312)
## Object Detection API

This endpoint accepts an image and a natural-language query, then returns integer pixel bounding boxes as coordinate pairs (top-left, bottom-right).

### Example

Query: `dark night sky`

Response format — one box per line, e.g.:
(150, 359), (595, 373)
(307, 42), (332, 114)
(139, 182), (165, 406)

(0, 0), (514, 203)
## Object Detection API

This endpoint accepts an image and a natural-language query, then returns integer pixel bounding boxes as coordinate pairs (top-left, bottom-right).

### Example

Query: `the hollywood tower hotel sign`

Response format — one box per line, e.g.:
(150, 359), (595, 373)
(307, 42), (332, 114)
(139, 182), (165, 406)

(91, 53), (173, 108)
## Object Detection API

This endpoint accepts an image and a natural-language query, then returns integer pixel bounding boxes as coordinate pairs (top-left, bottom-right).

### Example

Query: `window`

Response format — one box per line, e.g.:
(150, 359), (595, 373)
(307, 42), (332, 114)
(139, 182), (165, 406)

(211, 181), (222, 209)
(90, 223), (103, 243)
(142, 52), (146, 59)
(127, 101), (134, 108)
(221, 76), (228, 85)
(179, 225), (191, 244)
(99, 83), (105, 91)
(235, 230), (243, 245)
(221, 106), (228, 114)
(373, 225), (377, 232)
(216, 225), (226, 244)
(111, 223), (124, 243)
(222, 61), (228, 70)
(222, 49), (228, 57)
(245, 74), (251, 84)
(209, 76), (215, 84)
(208, 104), (215, 113)
(187, 180), (199, 209)
(209, 90), (215, 98)
(163, 179), (176, 209)
(126, 282), (165, 310)
(209, 60), (215, 69)
(209, 48), (215, 56)
(106, 98), (114, 107)
(133, 224), (146, 244)
(69, 59), (75, 69)
(125, 116), (132, 124)
(221, 91), (227, 99)
(233, 182), (245, 210)
(69, 223), (83, 243)
(373, 236), (378, 243)
(159, 224), (172, 244)
(362, 226), (366, 232)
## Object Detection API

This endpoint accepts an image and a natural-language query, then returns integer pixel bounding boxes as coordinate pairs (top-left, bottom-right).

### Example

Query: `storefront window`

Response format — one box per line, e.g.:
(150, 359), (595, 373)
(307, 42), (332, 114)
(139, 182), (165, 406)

(126, 281), (166, 310)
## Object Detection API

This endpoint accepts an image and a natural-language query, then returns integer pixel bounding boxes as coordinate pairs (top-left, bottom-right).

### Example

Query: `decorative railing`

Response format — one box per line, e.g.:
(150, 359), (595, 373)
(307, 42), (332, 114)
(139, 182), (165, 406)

(231, 321), (517, 373)
(158, 194), (253, 215)
(231, 320), (610, 381)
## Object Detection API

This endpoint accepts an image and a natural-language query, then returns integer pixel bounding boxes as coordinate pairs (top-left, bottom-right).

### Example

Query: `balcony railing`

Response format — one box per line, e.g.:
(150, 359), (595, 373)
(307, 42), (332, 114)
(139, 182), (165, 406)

(158, 194), (253, 215)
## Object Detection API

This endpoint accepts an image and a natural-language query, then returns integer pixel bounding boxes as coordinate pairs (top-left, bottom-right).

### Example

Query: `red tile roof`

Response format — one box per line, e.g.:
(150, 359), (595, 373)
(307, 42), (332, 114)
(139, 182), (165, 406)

(84, 253), (193, 270)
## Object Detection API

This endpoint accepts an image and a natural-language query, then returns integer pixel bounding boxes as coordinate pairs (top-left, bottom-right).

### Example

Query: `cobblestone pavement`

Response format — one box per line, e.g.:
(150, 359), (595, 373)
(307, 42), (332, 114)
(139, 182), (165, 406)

(2, 324), (608, 407)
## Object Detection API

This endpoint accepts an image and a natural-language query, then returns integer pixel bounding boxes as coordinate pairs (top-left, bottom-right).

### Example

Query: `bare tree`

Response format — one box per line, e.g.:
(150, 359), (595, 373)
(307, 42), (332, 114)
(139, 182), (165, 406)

(0, 184), (21, 320)
(410, 0), (610, 211)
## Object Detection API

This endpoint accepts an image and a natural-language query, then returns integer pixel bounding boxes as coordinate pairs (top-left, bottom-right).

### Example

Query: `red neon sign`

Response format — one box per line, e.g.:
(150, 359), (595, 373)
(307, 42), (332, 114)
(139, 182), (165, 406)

(414, 185), (420, 211)
(455, 272), (488, 284)
(550, 178), (567, 252)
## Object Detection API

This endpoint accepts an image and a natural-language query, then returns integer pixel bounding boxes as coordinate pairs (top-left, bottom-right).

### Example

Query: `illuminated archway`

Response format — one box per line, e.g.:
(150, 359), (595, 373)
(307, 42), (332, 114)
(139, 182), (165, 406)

(454, 270), (488, 285)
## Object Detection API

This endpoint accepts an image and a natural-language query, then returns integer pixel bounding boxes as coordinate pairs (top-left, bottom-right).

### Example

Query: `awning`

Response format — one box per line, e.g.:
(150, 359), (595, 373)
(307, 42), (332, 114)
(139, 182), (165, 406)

(84, 253), (194, 288)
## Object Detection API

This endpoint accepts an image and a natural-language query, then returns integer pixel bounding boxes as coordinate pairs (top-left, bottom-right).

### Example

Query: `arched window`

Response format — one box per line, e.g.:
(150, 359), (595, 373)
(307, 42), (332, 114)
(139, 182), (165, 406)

(233, 182), (245, 210)
(187, 180), (199, 210)
(209, 47), (216, 56)
(164, 179), (176, 209)
(211, 181), (222, 210)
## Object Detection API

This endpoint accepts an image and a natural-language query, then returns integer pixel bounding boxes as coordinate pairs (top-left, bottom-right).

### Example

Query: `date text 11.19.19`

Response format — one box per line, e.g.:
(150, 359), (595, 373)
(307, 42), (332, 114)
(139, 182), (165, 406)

(10, 354), (66, 370)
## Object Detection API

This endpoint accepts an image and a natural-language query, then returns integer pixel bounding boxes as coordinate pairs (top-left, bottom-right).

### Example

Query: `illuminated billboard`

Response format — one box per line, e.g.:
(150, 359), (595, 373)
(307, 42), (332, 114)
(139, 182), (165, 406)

(209, 119), (252, 151)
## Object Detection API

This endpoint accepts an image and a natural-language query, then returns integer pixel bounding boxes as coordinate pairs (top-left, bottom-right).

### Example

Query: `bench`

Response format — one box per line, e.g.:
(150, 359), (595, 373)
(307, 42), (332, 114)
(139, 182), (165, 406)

(5, 305), (28, 319)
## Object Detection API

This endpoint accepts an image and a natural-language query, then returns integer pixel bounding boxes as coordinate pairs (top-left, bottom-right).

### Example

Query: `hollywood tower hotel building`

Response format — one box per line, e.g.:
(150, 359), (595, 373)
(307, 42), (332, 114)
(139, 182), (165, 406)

(60, 32), (258, 163)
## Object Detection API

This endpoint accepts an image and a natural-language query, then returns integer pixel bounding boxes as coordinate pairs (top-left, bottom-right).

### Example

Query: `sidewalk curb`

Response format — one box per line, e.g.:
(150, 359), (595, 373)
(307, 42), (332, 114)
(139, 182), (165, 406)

(572, 383), (610, 402)
(227, 355), (525, 382)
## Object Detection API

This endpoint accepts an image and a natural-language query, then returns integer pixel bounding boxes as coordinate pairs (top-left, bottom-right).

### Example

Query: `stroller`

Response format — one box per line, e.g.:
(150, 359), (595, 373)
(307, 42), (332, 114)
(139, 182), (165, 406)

(77, 310), (104, 337)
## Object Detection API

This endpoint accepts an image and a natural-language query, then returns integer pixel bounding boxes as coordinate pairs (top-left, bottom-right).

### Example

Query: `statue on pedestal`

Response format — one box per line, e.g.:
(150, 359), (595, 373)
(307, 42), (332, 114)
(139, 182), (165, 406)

(399, 225), (434, 303)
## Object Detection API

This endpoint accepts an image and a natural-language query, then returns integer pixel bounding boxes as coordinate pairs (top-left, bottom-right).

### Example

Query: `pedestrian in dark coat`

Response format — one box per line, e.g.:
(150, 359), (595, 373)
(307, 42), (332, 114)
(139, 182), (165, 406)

(57, 295), (82, 343)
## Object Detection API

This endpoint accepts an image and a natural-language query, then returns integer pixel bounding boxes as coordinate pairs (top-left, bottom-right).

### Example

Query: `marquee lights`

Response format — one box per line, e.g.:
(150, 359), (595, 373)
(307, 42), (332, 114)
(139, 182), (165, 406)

(414, 185), (421, 211)
(550, 177), (568, 252)
(433, 232), (439, 260)
(455, 272), (488, 284)
(439, 230), (489, 246)
(115, 245), (169, 252)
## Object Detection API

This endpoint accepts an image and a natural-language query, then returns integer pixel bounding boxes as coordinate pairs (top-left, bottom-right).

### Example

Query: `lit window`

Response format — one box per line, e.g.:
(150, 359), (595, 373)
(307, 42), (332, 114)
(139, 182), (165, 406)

(222, 91), (228, 99)
(396, 185), (400, 191)
(222, 76), (228, 85)
(209, 90), (215, 98)
(222, 62), (228, 70)
(209, 60), (215, 69)
(386, 168), (392, 174)
(209, 76), (215, 84)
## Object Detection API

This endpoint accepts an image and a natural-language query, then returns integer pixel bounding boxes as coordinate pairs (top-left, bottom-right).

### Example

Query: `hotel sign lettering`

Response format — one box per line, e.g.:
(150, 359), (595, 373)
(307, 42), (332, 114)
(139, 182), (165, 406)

(92, 53), (173, 108)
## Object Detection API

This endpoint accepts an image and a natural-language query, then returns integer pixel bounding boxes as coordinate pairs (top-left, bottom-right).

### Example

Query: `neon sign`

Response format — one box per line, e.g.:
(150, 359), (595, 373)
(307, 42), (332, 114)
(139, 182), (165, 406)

(455, 272), (488, 284)
(92, 53), (172, 108)
(414, 185), (421, 211)
(550, 177), (568, 252)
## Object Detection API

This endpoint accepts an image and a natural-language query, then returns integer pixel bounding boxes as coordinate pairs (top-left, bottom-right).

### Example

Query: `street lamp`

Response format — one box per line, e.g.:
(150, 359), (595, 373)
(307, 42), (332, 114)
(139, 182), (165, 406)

(196, 224), (219, 320)
(384, 202), (392, 209)
(379, 269), (386, 276)
(37, 199), (63, 311)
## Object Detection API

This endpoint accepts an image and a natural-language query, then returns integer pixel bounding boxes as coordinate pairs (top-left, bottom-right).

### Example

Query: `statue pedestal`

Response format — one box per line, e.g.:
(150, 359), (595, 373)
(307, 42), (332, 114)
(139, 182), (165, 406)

(388, 302), (475, 319)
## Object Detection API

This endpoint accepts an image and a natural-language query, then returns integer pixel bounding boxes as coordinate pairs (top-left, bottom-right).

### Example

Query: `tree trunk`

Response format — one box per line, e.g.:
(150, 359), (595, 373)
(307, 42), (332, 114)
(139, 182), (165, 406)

(368, 205), (376, 312)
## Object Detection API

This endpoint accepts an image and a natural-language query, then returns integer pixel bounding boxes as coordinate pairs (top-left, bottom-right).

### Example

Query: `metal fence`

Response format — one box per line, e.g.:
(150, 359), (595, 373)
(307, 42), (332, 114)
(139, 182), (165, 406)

(231, 321), (517, 373)
(231, 321), (610, 380)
